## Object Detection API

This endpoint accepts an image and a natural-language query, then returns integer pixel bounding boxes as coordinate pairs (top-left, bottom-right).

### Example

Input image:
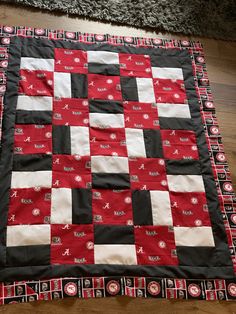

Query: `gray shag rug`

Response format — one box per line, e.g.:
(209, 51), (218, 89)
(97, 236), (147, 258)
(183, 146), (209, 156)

(2, 0), (236, 40)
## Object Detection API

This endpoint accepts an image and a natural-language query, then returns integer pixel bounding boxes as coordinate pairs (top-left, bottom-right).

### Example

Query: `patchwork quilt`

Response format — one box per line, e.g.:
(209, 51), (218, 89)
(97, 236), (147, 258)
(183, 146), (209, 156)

(0, 26), (235, 304)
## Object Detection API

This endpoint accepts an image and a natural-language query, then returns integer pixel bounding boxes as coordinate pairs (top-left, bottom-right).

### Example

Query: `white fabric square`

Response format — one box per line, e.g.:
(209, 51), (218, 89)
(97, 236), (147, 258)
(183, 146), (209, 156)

(91, 156), (129, 173)
(167, 175), (205, 192)
(136, 78), (155, 103)
(7, 224), (51, 247)
(152, 67), (184, 80)
(20, 57), (54, 71)
(89, 113), (124, 128)
(94, 244), (137, 265)
(70, 126), (90, 155)
(51, 188), (72, 224)
(150, 191), (173, 226)
(54, 72), (71, 98)
(87, 51), (119, 64)
(125, 128), (146, 157)
(157, 103), (191, 118)
(174, 227), (215, 247)
(16, 95), (53, 111)
(11, 171), (52, 188)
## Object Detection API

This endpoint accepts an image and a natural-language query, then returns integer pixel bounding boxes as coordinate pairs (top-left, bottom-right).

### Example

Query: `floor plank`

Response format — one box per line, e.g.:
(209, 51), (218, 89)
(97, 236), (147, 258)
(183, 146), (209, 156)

(0, 3), (235, 313)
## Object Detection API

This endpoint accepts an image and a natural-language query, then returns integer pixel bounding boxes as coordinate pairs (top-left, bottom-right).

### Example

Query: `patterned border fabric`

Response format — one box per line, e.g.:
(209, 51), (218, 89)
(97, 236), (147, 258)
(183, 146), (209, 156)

(0, 25), (235, 304)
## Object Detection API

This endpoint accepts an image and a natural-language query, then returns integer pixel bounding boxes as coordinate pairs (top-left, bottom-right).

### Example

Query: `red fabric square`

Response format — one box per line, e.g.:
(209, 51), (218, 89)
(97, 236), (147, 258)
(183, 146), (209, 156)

(53, 98), (89, 126)
(54, 48), (88, 73)
(88, 74), (122, 101)
(8, 188), (51, 225)
(119, 53), (152, 77)
(124, 101), (159, 129)
(153, 79), (187, 104)
(92, 189), (133, 225)
(51, 224), (94, 264)
(14, 124), (52, 154)
(161, 130), (199, 160)
(90, 127), (127, 156)
(135, 226), (178, 265)
(170, 192), (211, 227)
(19, 69), (53, 96)
(52, 155), (91, 188)
(129, 158), (168, 190)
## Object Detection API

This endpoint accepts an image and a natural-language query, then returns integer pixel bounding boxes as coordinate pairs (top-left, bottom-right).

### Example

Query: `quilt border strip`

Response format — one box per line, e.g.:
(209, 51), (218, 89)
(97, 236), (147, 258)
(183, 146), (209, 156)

(0, 25), (235, 303)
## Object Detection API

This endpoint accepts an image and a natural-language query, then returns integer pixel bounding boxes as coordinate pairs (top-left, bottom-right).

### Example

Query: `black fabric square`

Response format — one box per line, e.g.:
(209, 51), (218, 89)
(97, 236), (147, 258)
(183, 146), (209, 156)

(143, 129), (163, 158)
(88, 63), (120, 76)
(151, 56), (183, 68)
(0, 245), (5, 267)
(6, 245), (50, 266)
(92, 173), (130, 189)
(15, 110), (52, 124)
(52, 125), (71, 154)
(120, 77), (139, 101)
(159, 117), (193, 130)
(94, 225), (134, 244)
(13, 154), (52, 171)
(22, 43), (54, 59)
(71, 73), (88, 98)
(132, 190), (153, 225)
(165, 160), (202, 175)
(176, 246), (232, 267)
(89, 99), (123, 114)
(72, 188), (92, 224)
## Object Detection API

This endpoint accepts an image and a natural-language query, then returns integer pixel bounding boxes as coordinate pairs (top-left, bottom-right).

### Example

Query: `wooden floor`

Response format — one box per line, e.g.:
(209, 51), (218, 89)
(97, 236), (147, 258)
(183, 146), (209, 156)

(0, 3), (236, 313)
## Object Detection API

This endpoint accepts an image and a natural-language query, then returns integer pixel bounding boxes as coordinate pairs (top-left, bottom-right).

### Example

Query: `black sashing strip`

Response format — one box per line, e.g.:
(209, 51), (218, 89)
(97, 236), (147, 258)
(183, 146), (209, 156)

(181, 59), (230, 257)
(0, 36), (22, 265)
(0, 36), (234, 281)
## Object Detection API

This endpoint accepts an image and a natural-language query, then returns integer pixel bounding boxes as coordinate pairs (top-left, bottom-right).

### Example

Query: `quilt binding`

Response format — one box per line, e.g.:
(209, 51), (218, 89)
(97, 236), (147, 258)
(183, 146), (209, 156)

(0, 25), (235, 304)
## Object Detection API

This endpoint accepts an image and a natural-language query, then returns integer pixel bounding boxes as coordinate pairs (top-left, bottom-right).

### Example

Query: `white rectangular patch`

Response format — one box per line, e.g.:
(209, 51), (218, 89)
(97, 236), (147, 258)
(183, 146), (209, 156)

(150, 191), (173, 226)
(94, 244), (137, 265)
(167, 175), (205, 192)
(16, 95), (53, 111)
(54, 72), (71, 98)
(11, 171), (52, 188)
(174, 227), (215, 247)
(7, 224), (51, 247)
(125, 128), (146, 157)
(91, 156), (129, 173)
(87, 51), (119, 64)
(136, 78), (155, 103)
(70, 126), (90, 156)
(152, 67), (184, 80)
(89, 113), (124, 128)
(157, 103), (191, 118)
(51, 188), (72, 224)
(20, 57), (54, 71)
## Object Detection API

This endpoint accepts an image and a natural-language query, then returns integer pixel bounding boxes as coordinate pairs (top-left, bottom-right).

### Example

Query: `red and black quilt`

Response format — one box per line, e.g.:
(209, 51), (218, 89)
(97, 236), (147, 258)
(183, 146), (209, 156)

(0, 26), (235, 304)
